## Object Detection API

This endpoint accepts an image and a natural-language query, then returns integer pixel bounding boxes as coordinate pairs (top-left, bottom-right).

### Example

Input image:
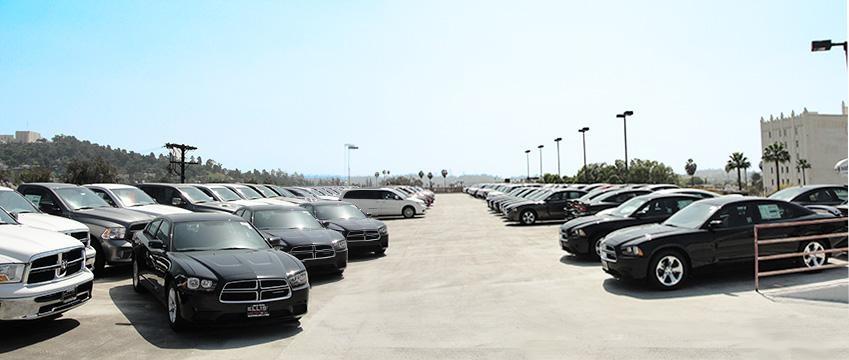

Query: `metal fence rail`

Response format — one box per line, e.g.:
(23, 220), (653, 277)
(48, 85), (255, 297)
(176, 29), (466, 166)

(754, 217), (848, 291)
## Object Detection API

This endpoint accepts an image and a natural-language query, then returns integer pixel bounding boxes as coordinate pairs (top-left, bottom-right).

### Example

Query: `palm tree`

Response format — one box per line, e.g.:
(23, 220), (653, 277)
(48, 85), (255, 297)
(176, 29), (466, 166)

(427, 172), (434, 188)
(684, 159), (697, 186)
(796, 159), (811, 185)
(418, 170), (425, 184)
(440, 169), (448, 187)
(762, 142), (791, 191)
(374, 171), (379, 186)
(725, 152), (751, 191)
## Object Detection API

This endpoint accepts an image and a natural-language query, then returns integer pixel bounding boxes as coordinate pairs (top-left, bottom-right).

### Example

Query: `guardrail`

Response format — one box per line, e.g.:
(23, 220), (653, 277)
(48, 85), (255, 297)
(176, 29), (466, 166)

(754, 217), (848, 291)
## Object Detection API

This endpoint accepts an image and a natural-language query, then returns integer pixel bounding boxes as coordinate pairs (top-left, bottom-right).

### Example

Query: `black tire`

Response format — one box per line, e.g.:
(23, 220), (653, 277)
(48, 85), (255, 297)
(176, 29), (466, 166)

(402, 206), (415, 219)
(132, 257), (144, 293)
(519, 209), (537, 225)
(166, 282), (187, 332)
(91, 237), (106, 276)
(646, 249), (689, 290)
(799, 240), (830, 270)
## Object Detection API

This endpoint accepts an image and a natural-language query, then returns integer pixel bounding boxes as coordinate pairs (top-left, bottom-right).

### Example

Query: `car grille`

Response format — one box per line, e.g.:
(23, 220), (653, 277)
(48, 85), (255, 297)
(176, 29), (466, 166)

(66, 231), (90, 247)
(346, 230), (380, 242)
(127, 222), (148, 240)
(219, 278), (291, 303)
(601, 244), (617, 263)
(289, 245), (335, 261)
(26, 248), (86, 284)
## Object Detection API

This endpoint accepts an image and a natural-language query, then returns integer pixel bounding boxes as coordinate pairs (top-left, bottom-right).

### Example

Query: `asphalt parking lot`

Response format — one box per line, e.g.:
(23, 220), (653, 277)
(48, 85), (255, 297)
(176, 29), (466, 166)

(3, 193), (848, 359)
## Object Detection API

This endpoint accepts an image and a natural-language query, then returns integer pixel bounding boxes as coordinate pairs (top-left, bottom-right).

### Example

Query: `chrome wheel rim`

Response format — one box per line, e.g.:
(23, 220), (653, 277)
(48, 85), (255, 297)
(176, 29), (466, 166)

(655, 255), (684, 287)
(522, 211), (535, 224)
(595, 240), (603, 257)
(167, 288), (177, 324)
(404, 208), (414, 217)
(132, 260), (138, 288)
(802, 242), (826, 268)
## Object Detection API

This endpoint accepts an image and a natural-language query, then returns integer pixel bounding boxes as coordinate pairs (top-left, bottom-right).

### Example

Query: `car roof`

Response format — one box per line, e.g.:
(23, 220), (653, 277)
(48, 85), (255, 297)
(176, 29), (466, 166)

(137, 183), (199, 189)
(308, 200), (352, 206)
(84, 183), (136, 190)
(237, 204), (305, 212)
(632, 192), (701, 201)
(21, 182), (79, 189)
(158, 212), (243, 223)
(695, 196), (772, 206)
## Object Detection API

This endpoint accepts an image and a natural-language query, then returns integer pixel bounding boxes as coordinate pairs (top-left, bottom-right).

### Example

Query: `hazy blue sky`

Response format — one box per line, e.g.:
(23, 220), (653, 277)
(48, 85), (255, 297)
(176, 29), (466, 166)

(1, 1), (846, 178)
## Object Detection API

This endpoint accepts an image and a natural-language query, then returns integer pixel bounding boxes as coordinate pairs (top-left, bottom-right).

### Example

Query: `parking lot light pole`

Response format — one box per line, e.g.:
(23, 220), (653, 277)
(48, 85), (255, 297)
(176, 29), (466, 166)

(554, 137), (562, 178)
(524, 149), (531, 181)
(578, 127), (589, 169)
(615, 111), (634, 172)
(811, 39), (848, 65)
(345, 144), (358, 186)
(537, 145), (544, 181)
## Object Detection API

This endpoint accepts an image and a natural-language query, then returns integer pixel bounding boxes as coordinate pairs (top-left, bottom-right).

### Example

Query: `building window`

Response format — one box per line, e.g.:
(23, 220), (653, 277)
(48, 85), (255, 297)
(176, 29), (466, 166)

(768, 131), (772, 138)
(795, 140), (799, 147)
(794, 127), (798, 135)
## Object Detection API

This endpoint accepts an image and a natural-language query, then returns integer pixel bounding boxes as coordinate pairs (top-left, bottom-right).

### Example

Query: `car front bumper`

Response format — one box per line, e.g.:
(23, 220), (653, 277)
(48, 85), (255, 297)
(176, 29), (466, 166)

(301, 250), (348, 272)
(100, 238), (134, 264)
(346, 234), (389, 251)
(179, 286), (309, 324)
(601, 256), (650, 281)
(560, 232), (591, 255)
(85, 245), (96, 269)
(0, 271), (94, 320)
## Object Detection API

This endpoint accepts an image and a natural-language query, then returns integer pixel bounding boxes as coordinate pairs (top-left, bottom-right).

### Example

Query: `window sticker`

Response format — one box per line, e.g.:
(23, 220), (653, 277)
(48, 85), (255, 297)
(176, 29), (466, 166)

(758, 204), (782, 220)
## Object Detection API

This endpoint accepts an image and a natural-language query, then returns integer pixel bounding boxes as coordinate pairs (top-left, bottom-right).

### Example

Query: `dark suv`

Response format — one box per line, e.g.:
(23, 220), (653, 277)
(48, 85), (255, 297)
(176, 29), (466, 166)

(17, 183), (155, 273)
(137, 183), (240, 213)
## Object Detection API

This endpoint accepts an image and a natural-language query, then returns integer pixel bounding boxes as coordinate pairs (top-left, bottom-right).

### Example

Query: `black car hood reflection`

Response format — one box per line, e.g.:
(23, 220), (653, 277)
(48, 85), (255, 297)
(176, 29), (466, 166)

(172, 249), (301, 281)
(194, 201), (239, 213)
(326, 218), (385, 231)
(561, 214), (621, 232)
(262, 228), (344, 247)
(602, 224), (697, 247)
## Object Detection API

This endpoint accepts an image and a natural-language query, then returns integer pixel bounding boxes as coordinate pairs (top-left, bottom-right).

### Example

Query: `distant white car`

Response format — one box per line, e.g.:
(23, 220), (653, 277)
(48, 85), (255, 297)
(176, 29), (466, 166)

(0, 186), (96, 269)
(84, 183), (192, 216)
(222, 183), (298, 206)
(340, 188), (427, 218)
(0, 208), (94, 320)
(194, 184), (275, 208)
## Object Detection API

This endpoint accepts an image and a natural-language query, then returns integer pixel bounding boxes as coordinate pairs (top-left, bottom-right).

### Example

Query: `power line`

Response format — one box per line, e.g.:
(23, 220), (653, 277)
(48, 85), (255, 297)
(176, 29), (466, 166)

(165, 143), (200, 183)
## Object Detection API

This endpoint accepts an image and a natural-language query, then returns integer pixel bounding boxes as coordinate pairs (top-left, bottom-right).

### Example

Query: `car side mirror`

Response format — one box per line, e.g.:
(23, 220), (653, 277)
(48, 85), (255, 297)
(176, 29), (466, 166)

(171, 197), (184, 206)
(148, 240), (166, 250)
(706, 219), (723, 229)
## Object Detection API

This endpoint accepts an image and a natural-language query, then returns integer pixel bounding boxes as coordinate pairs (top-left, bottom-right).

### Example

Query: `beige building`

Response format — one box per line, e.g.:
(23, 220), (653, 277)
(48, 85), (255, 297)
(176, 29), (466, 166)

(759, 102), (848, 193)
(0, 135), (14, 144)
(14, 131), (41, 143)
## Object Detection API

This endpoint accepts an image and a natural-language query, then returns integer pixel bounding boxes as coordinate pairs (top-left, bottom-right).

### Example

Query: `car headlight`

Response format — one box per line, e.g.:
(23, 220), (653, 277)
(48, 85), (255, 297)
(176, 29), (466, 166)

(101, 226), (126, 240)
(576, 229), (587, 237)
(378, 226), (388, 235)
(0, 263), (25, 283)
(621, 246), (644, 257)
(287, 270), (309, 288)
(332, 238), (347, 251)
(178, 276), (217, 291)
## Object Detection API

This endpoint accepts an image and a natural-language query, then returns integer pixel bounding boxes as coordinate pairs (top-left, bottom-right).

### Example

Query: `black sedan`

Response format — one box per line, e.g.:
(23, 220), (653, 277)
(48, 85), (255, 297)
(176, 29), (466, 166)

(301, 201), (389, 255)
(769, 185), (847, 206)
(503, 189), (587, 225)
(560, 193), (700, 258)
(566, 188), (652, 218)
(132, 213), (309, 331)
(235, 204), (348, 274)
(598, 197), (840, 290)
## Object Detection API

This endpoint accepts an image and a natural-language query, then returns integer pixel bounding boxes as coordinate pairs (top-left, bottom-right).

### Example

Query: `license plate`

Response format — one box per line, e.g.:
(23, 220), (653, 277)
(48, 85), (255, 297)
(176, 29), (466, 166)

(61, 289), (76, 303)
(246, 304), (269, 318)
(601, 261), (609, 270)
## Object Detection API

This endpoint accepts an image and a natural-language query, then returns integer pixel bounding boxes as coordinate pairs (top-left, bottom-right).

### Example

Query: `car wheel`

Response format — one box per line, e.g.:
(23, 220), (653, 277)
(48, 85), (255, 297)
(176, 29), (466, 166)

(590, 238), (603, 260)
(801, 240), (829, 269)
(91, 238), (106, 276)
(402, 206), (415, 219)
(132, 258), (143, 293)
(166, 283), (187, 332)
(519, 210), (536, 225)
(647, 250), (688, 290)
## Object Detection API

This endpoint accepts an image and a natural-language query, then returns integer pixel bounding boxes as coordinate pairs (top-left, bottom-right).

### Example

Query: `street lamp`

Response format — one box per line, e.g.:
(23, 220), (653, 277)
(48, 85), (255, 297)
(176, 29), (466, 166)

(344, 144), (359, 186)
(537, 145), (544, 181)
(615, 111), (634, 172)
(578, 127), (589, 169)
(811, 39), (848, 64)
(524, 149), (531, 181)
(554, 137), (562, 178)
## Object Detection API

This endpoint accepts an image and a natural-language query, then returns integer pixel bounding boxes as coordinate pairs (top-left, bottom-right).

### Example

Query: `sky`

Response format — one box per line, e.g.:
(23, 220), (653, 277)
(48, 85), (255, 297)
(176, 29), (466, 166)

(1, 1), (846, 178)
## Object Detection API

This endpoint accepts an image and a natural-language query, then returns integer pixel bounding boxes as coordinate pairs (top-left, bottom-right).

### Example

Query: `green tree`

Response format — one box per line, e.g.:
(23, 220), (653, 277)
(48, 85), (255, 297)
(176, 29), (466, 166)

(17, 167), (52, 183)
(762, 142), (791, 191)
(684, 159), (697, 186)
(725, 152), (751, 191)
(64, 157), (118, 185)
(796, 159), (811, 185)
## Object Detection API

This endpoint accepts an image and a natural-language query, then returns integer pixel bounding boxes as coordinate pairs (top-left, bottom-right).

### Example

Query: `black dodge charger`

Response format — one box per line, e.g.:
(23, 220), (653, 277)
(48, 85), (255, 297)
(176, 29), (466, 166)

(235, 204), (348, 274)
(131, 213), (309, 331)
(598, 197), (841, 290)
(301, 201), (389, 255)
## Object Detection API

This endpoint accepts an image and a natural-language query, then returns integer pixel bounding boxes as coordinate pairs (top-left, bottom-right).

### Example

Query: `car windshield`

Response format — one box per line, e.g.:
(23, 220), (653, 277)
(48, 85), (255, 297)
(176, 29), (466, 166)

(235, 186), (263, 200)
(113, 188), (156, 207)
(181, 187), (215, 203)
(56, 187), (111, 210)
(663, 202), (721, 229)
(0, 207), (18, 224)
(173, 220), (270, 251)
(253, 186), (277, 198)
(611, 196), (651, 217)
(0, 190), (40, 214)
(314, 204), (366, 220)
(530, 191), (551, 201)
(209, 187), (242, 201)
(270, 186), (297, 197)
(768, 187), (807, 201)
(253, 209), (323, 230)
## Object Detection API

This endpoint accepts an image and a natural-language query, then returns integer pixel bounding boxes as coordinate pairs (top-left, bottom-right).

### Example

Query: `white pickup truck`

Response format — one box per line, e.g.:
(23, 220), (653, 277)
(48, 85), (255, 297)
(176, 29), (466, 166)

(0, 186), (96, 269)
(0, 207), (94, 320)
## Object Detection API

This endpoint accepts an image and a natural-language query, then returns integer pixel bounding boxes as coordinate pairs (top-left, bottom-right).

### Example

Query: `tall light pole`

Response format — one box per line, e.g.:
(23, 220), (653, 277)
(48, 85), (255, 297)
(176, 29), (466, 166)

(811, 39), (848, 64)
(524, 149), (531, 181)
(578, 127), (589, 169)
(554, 137), (562, 178)
(537, 145), (544, 181)
(615, 111), (634, 172)
(345, 144), (358, 186)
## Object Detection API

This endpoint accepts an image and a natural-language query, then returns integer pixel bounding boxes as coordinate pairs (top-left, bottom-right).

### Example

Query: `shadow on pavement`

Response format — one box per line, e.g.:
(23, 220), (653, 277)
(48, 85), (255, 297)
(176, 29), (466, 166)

(0, 318), (80, 354)
(602, 262), (848, 300)
(309, 271), (344, 287)
(559, 254), (602, 268)
(109, 285), (301, 350)
(348, 251), (387, 263)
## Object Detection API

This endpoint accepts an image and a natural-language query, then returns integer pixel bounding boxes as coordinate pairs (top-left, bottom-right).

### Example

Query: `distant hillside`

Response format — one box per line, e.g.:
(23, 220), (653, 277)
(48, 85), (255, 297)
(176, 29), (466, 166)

(0, 135), (331, 186)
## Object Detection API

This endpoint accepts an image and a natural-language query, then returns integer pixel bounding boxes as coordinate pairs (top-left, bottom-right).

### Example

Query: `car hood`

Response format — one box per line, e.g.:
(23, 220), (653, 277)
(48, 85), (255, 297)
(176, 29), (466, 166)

(561, 214), (622, 232)
(602, 224), (697, 247)
(194, 201), (240, 213)
(174, 249), (302, 281)
(326, 218), (385, 231)
(262, 228), (344, 247)
(15, 213), (88, 233)
(73, 207), (154, 225)
(253, 198), (299, 207)
(125, 204), (191, 216)
(0, 225), (83, 262)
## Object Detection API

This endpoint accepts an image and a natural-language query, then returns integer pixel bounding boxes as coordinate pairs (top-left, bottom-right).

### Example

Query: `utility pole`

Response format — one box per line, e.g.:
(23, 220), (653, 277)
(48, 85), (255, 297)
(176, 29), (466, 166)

(578, 127), (590, 169)
(165, 143), (200, 183)
(554, 138), (562, 178)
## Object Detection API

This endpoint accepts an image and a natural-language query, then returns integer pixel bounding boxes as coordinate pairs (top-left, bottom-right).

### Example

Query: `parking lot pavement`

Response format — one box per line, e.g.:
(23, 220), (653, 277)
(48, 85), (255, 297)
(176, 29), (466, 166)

(3, 193), (848, 359)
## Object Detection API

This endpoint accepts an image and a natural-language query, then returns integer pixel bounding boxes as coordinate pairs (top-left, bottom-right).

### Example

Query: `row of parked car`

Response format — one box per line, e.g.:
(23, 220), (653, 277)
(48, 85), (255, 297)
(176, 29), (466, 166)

(0, 182), (433, 331)
(468, 183), (848, 290)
